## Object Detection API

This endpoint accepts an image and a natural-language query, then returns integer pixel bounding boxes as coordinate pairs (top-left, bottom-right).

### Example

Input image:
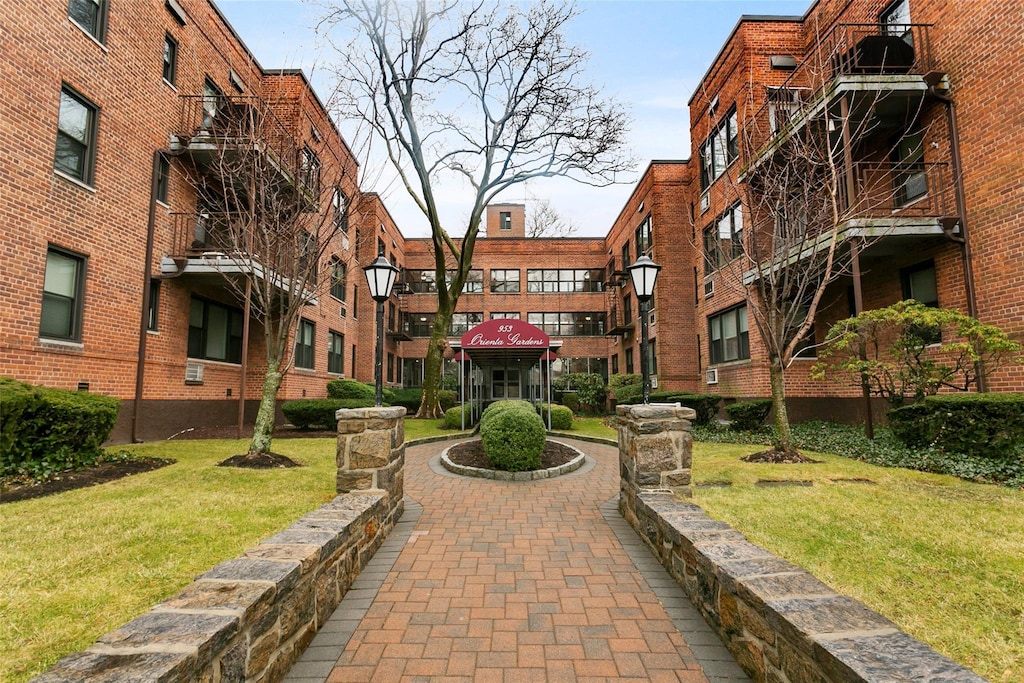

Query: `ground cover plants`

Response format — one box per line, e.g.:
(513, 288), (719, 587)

(691, 442), (1024, 681)
(0, 438), (337, 683)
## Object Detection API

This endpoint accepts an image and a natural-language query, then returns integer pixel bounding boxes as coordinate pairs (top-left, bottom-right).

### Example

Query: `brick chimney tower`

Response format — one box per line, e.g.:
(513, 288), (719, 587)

(485, 204), (526, 238)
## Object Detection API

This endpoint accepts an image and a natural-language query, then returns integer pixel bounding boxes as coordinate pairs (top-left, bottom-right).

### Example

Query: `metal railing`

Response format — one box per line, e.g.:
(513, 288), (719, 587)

(839, 161), (954, 219)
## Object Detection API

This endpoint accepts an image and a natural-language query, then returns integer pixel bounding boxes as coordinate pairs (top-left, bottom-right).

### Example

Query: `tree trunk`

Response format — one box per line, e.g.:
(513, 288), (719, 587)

(768, 357), (796, 453)
(248, 361), (283, 456)
(415, 299), (457, 419)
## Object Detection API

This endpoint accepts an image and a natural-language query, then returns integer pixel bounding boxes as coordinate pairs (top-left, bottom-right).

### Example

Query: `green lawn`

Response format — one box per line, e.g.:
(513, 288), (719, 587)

(0, 438), (338, 683)
(691, 442), (1024, 682)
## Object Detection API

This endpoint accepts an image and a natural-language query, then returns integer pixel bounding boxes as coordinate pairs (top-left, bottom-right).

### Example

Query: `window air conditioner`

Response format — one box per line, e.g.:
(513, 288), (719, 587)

(704, 280), (715, 298)
(185, 362), (205, 383)
(650, 376), (658, 389)
(706, 368), (719, 385)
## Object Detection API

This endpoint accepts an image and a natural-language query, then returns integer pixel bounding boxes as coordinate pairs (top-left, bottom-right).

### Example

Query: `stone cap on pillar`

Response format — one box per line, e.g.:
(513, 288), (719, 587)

(616, 403), (696, 421)
(335, 406), (407, 421)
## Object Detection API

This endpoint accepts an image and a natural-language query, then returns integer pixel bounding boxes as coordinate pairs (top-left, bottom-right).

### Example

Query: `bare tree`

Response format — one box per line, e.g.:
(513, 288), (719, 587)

(526, 199), (579, 238)
(700, 23), (947, 455)
(176, 94), (355, 459)
(319, 0), (632, 417)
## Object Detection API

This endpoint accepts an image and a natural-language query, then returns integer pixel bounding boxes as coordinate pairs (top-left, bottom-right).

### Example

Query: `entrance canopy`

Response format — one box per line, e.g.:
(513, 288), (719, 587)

(451, 318), (561, 365)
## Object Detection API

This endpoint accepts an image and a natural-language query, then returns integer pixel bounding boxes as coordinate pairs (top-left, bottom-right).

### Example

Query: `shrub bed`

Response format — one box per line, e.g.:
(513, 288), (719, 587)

(326, 379), (394, 404)
(442, 404), (475, 430)
(725, 399), (772, 431)
(888, 393), (1024, 458)
(0, 378), (120, 479)
(479, 400), (545, 471)
(538, 404), (574, 430)
(281, 398), (375, 430)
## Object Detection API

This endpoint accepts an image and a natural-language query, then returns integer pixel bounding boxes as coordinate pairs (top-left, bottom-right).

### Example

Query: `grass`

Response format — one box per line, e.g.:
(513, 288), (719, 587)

(691, 442), (1024, 682)
(0, 438), (338, 683)
(553, 415), (617, 440)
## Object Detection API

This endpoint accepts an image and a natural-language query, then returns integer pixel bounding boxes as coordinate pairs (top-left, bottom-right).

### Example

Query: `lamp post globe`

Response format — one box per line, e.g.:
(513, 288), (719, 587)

(362, 255), (400, 406)
(627, 255), (661, 404)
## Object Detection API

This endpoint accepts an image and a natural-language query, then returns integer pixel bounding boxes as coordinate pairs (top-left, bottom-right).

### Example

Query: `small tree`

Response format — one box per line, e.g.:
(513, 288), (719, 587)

(812, 300), (1023, 407)
(526, 199), (579, 238)
(552, 372), (607, 414)
(178, 95), (356, 460)
(321, 0), (631, 417)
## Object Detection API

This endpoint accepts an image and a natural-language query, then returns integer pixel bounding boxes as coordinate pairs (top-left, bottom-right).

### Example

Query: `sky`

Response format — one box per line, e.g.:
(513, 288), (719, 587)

(218, 0), (811, 238)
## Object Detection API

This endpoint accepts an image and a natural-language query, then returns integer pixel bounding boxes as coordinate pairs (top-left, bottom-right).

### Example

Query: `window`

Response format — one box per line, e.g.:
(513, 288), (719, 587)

(635, 216), (652, 257)
(188, 297), (244, 363)
(352, 286), (358, 318)
(767, 87), (807, 133)
(156, 153), (170, 204)
(621, 243), (631, 272)
(404, 313), (435, 337)
(377, 237), (386, 257)
(462, 270), (484, 294)
(403, 358), (425, 388)
(491, 312), (521, 320)
(202, 79), (222, 128)
(388, 302), (397, 332)
(300, 147), (321, 193)
(893, 130), (926, 206)
(298, 232), (317, 282)
(527, 312), (606, 336)
(328, 331), (344, 374)
(526, 269), (604, 293)
(647, 338), (658, 375)
(881, 0), (912, 42)
(704, 204), (743, 271)
(490, 269), (520, 293)
(147, 280), (160, 331)
(163, 34), (178, 85)
(902, 260), (940, 344)
(387, 353), (395, 383)
(406, 270), (436, 294)
(55, 86), (99, 184)
(623, 293), (632, 326)
(332, 188), (349, 232)
(330, 257), (346, 301)
(708, 305), (750, 364)
(611, 353), (619, 375)
(294, 319), (315, 369)
(699, 107), (738, 189)
(449, 313), (483, 335)
(500, 211), (512, 231)
(68, 0), (107, 42)
(41, 247), (87, 341)
(625, 348), (634, 374)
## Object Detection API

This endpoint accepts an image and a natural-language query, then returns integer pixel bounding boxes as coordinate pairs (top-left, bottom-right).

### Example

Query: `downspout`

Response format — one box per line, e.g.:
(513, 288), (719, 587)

(132, 151), (164, 443)
(928, 83), (984, 391)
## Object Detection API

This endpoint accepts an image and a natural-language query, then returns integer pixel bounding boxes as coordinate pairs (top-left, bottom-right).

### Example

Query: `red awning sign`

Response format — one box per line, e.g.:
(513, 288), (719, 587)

(460, 318), (549, 349)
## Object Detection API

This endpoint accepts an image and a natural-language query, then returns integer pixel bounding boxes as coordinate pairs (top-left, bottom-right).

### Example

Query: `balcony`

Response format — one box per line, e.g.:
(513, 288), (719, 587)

(605, 256), (627, 287)
(743, 23), (936, 170)
(170, 94), (319, 199)
(605, 305), (634, 336)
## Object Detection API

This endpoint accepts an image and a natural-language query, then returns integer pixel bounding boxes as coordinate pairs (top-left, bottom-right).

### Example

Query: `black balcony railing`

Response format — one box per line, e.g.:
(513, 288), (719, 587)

(172, 212), (235, 255)
(839, 161), (954, 219)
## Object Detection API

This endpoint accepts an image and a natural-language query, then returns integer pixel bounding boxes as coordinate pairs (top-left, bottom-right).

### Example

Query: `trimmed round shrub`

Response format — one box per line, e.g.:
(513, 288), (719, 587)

(1, 378), (119, 479)
(538, 404), (574, 430)
(725, 399), (772, 431)
(326, 379), (375, 401)
(442, 404), (475, 430)
(559, 392), (580, 413)
(480, 400), (545, 471)
(282, 398), (374, 429)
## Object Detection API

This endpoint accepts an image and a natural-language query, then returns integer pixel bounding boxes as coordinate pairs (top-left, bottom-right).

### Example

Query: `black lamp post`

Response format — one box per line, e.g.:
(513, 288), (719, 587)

(362, 255), (400, 406)
(627, 255), (662, 404)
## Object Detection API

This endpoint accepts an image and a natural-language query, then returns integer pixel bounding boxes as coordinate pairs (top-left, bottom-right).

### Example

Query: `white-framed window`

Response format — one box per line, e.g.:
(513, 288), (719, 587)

(490, 269), (520, 293)
(703, 203), (743, 272)
(881, 0), (912, 42)
(699, 107), (738, 189)
(708, 305), (749, 364)
(55, 86), (99, 184)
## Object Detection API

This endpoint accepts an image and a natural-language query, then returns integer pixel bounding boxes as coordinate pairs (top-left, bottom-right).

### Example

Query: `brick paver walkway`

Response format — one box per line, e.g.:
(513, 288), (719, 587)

(288, 437), (749, 682)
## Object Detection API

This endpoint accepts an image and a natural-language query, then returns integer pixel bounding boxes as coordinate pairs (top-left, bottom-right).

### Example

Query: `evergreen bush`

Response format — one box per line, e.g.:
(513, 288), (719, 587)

(645, 392), (721, 425)
(479, 400), (545, 471)
(725, 399), (772, 431)
(538, 404), (574, 430)
(442, 404), (475, 430)
(326, 379), (375, 401)
(0, 378), (120, 479)
(281, 398), (375, 429)
(888, 393), (1024, 458)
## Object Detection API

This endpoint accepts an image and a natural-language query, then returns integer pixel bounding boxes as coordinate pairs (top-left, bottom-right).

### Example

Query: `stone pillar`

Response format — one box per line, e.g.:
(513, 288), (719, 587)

(617, 404), (694, 524)
(336, 406), (406, 502)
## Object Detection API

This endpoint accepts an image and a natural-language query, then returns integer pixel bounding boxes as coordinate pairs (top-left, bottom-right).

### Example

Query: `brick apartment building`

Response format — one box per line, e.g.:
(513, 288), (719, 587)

(2, 0), (1022, 440)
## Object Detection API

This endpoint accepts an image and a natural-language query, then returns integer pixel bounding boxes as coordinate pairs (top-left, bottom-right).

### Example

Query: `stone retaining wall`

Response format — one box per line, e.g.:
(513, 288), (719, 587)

(616, 405), (985, 683)
(36, 406), (406, 682)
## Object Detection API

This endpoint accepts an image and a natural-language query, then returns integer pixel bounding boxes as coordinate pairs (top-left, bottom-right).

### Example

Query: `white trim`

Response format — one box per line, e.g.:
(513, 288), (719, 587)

(53, 170), (97, 193)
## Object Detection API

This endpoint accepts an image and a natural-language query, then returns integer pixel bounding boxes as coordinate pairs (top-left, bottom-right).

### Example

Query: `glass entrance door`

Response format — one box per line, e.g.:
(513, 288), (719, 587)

(491, 368), (521, 399)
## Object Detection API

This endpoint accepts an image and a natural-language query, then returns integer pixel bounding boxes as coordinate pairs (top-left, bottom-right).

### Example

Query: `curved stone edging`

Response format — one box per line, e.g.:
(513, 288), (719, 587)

(439, 439), (586, 480)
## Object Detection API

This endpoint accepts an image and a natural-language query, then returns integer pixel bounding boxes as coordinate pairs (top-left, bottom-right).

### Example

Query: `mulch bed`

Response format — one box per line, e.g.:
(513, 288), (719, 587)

(447, 440), (579, 471)
(1, 458), (173, 504)
(741, 449), (821, 464)
(217, 452), (301, 468)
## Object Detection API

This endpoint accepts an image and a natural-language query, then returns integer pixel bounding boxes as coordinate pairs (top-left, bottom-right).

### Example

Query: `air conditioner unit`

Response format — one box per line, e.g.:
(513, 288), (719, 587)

(706, 368), (719, 385)
(649, 375), (658, 389)
(648, 309), (656, 325)
(339, 302), (347, 318)
(185, 362), (205, 383)
(704, 280), (715, 298)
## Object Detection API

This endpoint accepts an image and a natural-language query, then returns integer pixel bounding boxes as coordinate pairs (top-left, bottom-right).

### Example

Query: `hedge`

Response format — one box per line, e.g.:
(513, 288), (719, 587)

(725, 399), (773, 431)
(479, 400), (545, 471)
(326, 379), (394, 404)
(888, 393), (1024, 458)
(281, 398), (375, 430)
(538, 404), (574, 430)
(0, 378), (120, 479)
(442, 404), (475, 430)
